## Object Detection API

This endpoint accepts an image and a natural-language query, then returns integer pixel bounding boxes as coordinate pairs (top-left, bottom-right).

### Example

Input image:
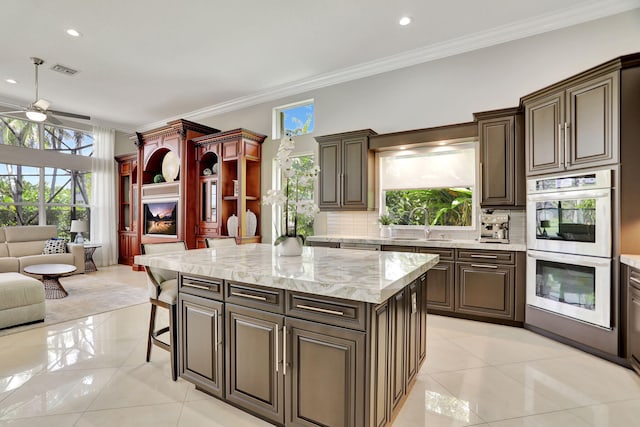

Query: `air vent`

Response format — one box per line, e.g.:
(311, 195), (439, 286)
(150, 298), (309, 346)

(50, 64), (78, 76)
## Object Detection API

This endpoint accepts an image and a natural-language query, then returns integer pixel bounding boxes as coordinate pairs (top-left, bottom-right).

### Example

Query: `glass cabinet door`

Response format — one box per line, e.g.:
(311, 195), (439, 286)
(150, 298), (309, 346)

(201, 178), (218, 224)
(210, 179), (217, 222)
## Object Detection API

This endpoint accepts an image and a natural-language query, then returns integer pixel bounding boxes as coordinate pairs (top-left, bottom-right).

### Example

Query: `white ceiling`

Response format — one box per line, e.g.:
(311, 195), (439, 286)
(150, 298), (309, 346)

(1, 0), (638, 132)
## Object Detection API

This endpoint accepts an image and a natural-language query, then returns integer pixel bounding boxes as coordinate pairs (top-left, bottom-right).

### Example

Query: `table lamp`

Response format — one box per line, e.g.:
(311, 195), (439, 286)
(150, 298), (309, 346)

(70, 220), (88, 243)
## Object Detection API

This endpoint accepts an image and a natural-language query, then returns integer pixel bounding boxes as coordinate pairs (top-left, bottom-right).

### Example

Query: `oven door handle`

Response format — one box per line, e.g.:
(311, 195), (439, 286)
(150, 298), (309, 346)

(527, 250), (611, 268)
(527, 189), (610, 202)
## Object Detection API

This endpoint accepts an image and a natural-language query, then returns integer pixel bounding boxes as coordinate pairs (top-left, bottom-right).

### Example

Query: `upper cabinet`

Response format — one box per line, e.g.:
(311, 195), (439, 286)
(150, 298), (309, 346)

(315, 129), (377, 211)
(523, 68), (619, 176)
(474, 107), (525, 209)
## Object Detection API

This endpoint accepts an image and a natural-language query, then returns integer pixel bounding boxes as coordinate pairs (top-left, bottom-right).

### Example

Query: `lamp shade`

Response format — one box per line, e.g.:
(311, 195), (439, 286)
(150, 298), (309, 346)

(26, 109), (47, 122)
(70, 220), (88, 233)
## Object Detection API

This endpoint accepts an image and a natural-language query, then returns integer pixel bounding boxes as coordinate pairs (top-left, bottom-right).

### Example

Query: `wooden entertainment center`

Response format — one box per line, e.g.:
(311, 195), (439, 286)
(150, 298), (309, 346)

(116, 120), (266, 266)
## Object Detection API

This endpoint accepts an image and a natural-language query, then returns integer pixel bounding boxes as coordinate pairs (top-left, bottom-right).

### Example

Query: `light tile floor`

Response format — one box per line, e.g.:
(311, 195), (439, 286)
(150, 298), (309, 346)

(1, 265), (639, 426)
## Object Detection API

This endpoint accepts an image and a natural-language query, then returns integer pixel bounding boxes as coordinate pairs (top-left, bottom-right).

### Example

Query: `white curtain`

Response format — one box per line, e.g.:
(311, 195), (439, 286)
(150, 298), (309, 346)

(92, 127), (117, 266)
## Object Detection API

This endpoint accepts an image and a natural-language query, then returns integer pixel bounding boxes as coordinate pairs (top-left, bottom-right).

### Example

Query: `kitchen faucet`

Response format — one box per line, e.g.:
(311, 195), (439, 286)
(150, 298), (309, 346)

(409, 207), (431, 239)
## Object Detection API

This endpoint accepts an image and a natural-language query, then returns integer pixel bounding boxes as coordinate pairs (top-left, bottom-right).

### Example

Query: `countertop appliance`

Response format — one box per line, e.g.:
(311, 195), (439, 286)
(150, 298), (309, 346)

(479, 212), (509, 243)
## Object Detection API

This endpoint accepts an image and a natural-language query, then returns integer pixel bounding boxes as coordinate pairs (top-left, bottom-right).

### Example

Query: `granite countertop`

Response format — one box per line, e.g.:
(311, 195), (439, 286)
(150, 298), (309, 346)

(307, 235), (527, 252)
(621, 254), (640, 269)
(134, 243), (439, 304)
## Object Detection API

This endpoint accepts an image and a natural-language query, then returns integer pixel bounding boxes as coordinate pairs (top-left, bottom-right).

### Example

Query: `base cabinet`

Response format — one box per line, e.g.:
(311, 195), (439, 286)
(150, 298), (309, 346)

(287, 318), (365, 427)
(179, 293), (224, 398)
(226, 304), (284, 423)
(179, 274), (427, 427)
(627, 266), (640, 376)
(456, 262), (515, 320)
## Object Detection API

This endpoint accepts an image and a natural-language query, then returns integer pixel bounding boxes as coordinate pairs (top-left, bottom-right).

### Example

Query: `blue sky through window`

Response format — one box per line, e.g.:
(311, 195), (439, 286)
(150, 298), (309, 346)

(282, 103), (314, 136)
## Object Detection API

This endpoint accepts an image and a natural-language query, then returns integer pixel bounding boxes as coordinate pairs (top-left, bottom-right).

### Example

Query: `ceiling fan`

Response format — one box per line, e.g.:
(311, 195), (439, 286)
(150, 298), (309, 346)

(0, 57), (90, 125)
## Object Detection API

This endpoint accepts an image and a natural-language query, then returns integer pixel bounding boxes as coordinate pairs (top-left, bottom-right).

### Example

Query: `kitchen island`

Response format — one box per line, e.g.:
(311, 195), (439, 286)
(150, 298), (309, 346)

(135, 243), (438, 427)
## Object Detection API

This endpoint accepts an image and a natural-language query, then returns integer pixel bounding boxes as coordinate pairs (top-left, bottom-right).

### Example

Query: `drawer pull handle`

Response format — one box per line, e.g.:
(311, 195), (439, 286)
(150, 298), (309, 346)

(470, 254), (498, 259)
(297, 304), (345, 316)
(471, 264), (498, 269)
(630, 276), (640, 287)
(183, 282), (209, 290)
(231, 291), (268, 301)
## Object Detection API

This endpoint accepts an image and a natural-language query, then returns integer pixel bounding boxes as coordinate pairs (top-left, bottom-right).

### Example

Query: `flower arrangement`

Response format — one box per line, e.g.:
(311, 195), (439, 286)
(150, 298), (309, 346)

(262, 136), (320, 246)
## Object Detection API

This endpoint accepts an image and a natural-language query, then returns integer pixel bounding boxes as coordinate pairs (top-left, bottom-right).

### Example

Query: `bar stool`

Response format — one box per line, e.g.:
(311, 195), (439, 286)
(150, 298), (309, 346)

(141, 241), (186, 381)
(205, 237), (237, 248)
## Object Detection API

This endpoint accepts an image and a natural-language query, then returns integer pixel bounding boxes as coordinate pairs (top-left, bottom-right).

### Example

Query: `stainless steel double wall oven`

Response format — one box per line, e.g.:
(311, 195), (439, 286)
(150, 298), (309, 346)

(526, 169), (613, 329)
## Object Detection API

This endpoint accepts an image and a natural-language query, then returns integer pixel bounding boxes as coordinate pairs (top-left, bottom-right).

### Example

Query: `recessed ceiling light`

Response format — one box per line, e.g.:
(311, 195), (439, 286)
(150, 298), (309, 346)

(5, 78), (17, 84)
(399, 16), (412, 26)
(66, 28), (81, 37)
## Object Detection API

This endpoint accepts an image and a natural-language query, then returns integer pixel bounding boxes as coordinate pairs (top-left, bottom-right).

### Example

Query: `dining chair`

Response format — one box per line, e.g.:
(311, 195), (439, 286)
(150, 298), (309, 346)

(205, 237), (237, 248)
(141, 241), (186, 381)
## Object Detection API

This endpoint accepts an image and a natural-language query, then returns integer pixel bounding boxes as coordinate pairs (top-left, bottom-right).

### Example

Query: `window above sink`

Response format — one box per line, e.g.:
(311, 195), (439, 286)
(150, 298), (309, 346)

(377, 142), (478, 231)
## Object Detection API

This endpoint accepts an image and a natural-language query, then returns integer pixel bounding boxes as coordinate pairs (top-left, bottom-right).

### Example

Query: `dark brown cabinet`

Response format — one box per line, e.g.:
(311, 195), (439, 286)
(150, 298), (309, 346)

(627, 266), (640, 376)
(474, 108), (525, 208)
(316, 129), (377, 211)
(417, 247), (455, 313)
(286, 317), (365, 427)
(178, 272), (428, 427)
(523, 70), (619, 176)
(179, 292), (224, 397)
(226, 303), (284, 424)
(456, 262), (515, 320)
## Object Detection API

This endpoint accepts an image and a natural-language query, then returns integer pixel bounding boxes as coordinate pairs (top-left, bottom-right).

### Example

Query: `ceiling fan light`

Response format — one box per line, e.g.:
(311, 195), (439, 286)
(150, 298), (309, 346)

(26, 110), (47, 122)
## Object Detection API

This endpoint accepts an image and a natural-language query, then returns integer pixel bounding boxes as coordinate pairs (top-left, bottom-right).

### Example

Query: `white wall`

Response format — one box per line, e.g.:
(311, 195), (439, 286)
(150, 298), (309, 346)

(114, 10), (640, 242)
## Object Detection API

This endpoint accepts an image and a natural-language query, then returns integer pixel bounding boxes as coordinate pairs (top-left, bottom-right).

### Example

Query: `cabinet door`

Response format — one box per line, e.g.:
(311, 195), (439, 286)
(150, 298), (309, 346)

(456, 262), (515, 320)
(525, 91), (565, 175)
(286, 317), (365, 427)
(371, 301), (391, 427)
(179, 293), (224, 397)
(418, 274), (427, 364)
(319, 140), (341, 210)
(389, 289), (406, 412)
(629, 283), (640, 374)
(480, 117), (515, 206)
(226, 304), (284, 424)
(342, 137), (367, 209)
(566, 71), (619, 170)
(426, 261), (455, 312)
(406, 281), (419, 385)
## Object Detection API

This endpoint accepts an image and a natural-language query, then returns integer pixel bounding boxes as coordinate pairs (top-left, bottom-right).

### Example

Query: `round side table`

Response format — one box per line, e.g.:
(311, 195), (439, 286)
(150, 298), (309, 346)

(23, 263), (77, 299)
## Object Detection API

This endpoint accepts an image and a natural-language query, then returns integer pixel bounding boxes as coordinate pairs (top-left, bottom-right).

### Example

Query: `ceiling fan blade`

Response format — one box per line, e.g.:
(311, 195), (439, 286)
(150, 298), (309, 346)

(0, 100), (25, 110)
(48, 109), (91, 120)
(33, 99), (51, 110)
(0, 110), (26, 115)
(46, 115), (62, 125)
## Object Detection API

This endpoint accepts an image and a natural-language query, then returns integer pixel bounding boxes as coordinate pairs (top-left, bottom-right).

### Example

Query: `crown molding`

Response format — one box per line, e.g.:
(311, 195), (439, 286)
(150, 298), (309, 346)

(139, 0), (640, 132)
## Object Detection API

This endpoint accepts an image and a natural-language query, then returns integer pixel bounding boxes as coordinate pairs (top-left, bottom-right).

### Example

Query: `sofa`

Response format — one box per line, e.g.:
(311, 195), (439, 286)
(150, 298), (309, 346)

(0, 226), (85, 275)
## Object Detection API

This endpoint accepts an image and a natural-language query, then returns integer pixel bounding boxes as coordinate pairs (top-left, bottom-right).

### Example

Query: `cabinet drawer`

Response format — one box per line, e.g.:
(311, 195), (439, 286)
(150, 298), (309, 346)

(417, 247), (455, 261)
(456, 249), (515, 265)
(382, 245), (415, 253)
(199, 225), (219, 234)
(226, 281), (284, 313)
(629, 267), (640, 291)
(286, 292), (366, 331)
(180, 274), (224, 301)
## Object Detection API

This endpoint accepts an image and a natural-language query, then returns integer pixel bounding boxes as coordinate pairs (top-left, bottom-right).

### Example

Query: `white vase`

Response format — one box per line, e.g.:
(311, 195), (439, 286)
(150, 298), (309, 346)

(227, 214), (238, 237)
(246, 209), (257, 236)
(380, 225), (392, 238)
(276, 236), (303, 256)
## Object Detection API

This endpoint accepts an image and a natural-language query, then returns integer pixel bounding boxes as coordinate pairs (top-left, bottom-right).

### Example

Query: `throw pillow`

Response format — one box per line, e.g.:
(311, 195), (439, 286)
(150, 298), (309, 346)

(43, 238), (68, 254)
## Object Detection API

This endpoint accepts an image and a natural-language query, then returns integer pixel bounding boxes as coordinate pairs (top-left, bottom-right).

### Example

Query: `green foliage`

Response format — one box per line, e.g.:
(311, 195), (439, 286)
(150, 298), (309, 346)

(385, 188), (473, 227)
(0, 117), (93, 235)
(378, 214), (393, 225)
(284, 155), (316, 240)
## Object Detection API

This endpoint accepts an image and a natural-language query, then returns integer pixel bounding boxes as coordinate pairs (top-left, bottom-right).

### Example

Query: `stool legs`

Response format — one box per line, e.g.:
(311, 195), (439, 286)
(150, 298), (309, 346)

(146, 301), (178, 381)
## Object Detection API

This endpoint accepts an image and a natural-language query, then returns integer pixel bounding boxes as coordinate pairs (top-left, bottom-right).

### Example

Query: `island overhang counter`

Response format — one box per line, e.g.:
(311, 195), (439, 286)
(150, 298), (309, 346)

(135, 244), (439, 427)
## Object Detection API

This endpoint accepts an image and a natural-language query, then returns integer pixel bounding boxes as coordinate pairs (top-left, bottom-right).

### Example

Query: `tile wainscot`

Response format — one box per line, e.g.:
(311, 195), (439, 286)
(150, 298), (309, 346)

(135, 243), (439, 427)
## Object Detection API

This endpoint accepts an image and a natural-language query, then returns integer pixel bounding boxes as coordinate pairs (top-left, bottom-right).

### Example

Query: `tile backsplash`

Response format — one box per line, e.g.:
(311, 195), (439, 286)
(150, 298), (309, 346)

(314, 210), (526, 244)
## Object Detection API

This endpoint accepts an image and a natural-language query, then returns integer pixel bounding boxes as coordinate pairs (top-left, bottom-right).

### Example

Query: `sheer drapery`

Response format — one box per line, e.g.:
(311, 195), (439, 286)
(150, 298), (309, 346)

(91, 127), (117, 266)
